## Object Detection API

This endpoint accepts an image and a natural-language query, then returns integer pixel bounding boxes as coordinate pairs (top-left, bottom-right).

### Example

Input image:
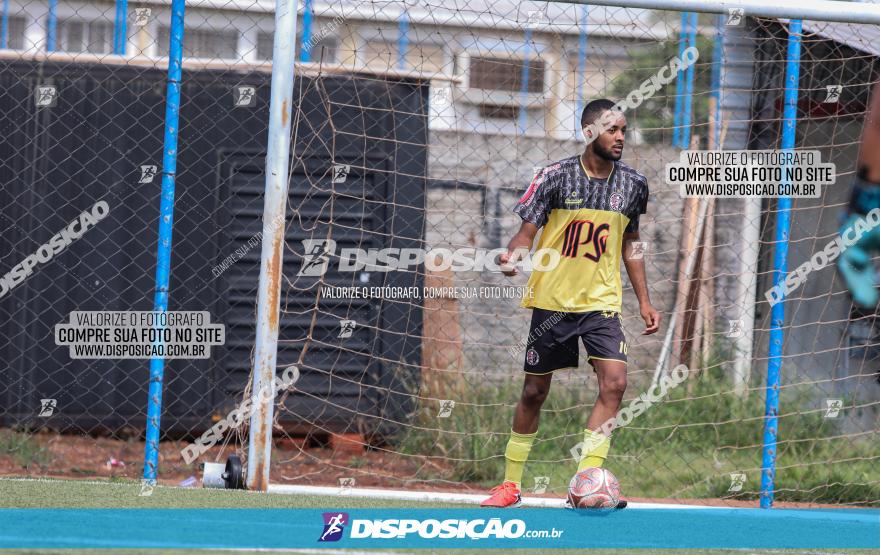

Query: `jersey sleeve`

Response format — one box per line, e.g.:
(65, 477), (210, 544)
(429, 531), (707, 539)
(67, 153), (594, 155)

(513, 170), (552, 227)
(624, 180), (649, 234)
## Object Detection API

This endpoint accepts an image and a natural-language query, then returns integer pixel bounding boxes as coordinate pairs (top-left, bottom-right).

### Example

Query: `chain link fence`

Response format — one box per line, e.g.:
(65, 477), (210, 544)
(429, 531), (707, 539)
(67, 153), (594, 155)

(0, 0), (878, 506)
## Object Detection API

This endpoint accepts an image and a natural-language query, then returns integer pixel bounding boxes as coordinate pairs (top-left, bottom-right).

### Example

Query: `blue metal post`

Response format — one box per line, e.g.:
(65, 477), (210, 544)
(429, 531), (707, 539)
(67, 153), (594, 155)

(113, 0), (128, 55)
(761, 18), (802, 509)
(576, 5), (589, 129)
(710, 14), (724, 148)
(1, 0), (9, 49)
(397, 9), (409, 70)
(46, 0), (57, 52)
(299, 0), (313, 62)
(681, 11), (698, 148)
(672, 11), (687, 147)
(142, 0), (185, 486)
(518, 28), (533, 135)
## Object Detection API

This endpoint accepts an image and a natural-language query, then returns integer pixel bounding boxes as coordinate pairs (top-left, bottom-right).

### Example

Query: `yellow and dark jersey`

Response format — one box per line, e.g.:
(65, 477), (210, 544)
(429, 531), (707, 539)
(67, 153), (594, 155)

(514, 155), (649, 313)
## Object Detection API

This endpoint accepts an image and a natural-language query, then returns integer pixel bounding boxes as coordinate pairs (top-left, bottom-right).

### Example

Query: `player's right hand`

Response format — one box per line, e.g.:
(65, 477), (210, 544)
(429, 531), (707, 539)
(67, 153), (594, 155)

(499, 251), (518, 276)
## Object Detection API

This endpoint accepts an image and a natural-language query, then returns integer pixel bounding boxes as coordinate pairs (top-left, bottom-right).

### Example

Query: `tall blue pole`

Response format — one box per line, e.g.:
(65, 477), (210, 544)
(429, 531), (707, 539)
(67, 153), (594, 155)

(142, 0), (186, 486)
(576, 5), (589, 130)
(681, 11), (698, 148)
(518, 28), (532, 135)
(113, 0), (128, 55)
(710, 14), (724, 148)
(761, 18), (802, 510)
(397, 9), (409, 70)
(46, 0), (57, 52)
(672, 11), (687, 147)
(1, 0), (10, 49)
(299, 0), (313, 62)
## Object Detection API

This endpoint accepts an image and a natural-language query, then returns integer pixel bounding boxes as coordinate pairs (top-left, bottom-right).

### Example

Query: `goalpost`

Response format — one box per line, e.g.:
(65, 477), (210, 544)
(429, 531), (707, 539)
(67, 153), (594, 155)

(241, 0), (880, 508)
(2, 0), (878, 513)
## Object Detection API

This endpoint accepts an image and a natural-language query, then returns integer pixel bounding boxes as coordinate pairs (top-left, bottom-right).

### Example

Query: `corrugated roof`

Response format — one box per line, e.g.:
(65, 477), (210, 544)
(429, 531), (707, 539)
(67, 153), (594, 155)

(780, 19), (880, 57)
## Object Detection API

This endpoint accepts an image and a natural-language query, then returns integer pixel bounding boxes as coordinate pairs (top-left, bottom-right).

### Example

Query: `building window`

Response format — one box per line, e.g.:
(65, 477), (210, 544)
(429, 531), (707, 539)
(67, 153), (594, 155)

(478, 104), (520, 120)
(256, 31), (273, 60)
(156, 26), (238, 59)
(57, 19), (112, 54)
(469, 56), (544, 93)
(2, 16), (26, 49)
(256, 30), (337, 62)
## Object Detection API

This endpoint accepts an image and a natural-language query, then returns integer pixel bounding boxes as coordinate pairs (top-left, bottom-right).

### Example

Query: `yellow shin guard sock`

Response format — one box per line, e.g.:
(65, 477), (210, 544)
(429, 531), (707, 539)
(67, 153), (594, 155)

(503, 429), (537, 488)
(577, 428), (611, 471)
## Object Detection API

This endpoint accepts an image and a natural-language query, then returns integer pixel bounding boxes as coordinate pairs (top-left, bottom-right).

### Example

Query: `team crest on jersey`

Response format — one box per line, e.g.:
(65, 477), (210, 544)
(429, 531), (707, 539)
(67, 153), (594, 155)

(609, 192), (624, 212)
(526, 348), (540, 365)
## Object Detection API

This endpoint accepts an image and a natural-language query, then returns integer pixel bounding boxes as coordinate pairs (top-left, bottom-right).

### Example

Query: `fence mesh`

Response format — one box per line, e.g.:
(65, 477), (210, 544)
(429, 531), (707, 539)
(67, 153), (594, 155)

(0, 0), (878, 507)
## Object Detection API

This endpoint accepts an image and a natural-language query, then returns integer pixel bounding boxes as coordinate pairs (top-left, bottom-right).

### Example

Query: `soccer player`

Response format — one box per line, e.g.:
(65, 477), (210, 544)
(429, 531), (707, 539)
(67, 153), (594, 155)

(838, 82), (880, 308)
(480, 99), (660, 508)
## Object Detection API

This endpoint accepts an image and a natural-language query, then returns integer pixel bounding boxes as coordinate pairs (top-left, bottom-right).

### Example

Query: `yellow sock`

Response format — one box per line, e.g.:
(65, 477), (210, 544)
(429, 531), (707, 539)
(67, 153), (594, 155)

(577, 428), (611, 471)
(503, 429), (537, 488)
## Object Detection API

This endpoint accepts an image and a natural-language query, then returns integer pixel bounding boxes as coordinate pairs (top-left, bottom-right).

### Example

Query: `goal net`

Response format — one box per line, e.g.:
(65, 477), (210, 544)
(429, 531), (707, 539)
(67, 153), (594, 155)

(0, 0), (876, 507)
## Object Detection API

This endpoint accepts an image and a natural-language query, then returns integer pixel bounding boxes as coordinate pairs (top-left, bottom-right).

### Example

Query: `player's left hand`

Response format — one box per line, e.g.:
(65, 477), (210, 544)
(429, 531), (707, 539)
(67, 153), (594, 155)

(640, 303), (660, 335)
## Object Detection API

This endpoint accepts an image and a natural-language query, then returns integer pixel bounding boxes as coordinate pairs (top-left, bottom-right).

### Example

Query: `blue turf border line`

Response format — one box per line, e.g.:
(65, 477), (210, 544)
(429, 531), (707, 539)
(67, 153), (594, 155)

(0, 508), (877, 549)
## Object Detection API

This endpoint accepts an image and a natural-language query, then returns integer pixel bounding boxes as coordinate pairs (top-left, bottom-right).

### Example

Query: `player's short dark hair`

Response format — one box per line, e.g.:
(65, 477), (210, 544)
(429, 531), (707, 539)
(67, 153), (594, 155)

(580, 98), (618, 128)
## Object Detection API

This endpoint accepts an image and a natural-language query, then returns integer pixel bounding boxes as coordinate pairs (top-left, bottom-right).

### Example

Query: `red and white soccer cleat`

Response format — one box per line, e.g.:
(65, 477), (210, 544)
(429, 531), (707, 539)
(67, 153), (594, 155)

(480, 481), (522, 508)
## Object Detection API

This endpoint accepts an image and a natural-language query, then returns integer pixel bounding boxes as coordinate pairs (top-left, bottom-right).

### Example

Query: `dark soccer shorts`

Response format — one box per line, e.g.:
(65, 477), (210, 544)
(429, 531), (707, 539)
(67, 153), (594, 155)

(523, 308), (627, 374)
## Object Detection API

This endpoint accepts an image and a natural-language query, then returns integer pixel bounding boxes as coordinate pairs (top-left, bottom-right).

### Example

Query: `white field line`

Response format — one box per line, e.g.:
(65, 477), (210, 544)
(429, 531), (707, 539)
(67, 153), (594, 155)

(0, 476), (725, 509)
(268, 484), (726, 509)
